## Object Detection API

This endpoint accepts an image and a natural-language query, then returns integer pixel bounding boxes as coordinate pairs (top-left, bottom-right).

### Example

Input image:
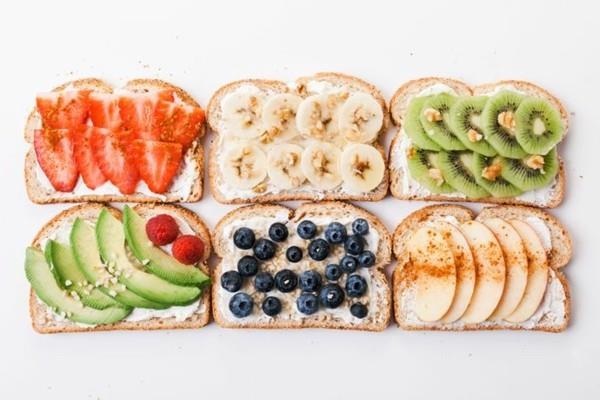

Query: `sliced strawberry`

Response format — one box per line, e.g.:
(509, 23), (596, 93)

(88, 92), (121, 129)
(91, 128), (139, 194)
(73, 126), (107, 189)
(33, 128), (78, 192)
(152, 101), (204, 150)
(36, 90), (90, 129)
(118, 90), (174, 136)
(131, 139), (182, 194)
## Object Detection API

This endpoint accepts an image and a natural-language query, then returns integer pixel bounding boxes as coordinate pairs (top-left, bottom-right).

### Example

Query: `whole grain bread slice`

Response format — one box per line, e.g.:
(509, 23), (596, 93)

(25, 78), (205, 204)
(212, 201), (392, 331)
(388, 77), (568, 208)
(28, 203), (211, 334)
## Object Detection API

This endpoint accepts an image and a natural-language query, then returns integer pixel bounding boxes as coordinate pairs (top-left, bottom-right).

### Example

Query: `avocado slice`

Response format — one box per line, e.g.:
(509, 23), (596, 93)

(123, 206), (210, 287)
(25, 247), (130, 325)
(96, 209), (201, 306)
(70, 218), (168, 310)
(44, 240), (128, 311)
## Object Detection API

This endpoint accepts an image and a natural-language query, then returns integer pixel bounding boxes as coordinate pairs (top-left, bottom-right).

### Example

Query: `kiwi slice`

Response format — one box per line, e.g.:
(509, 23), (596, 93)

(437, 151), (490, 198)
(406, 146), (455, 194)
(404, 96), (442, 151)
(515, 97), (564, 155)
(449, 96), (498, 157)
(419, 93), (466, 151)
(481, 91), (528, 159)
(471, 153), (523, 198)
(501, 148), (559, 191)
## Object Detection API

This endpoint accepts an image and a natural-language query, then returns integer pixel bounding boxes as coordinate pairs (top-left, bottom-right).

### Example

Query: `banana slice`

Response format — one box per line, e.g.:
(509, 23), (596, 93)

(267, 144), (306, 189)
(221, 91), (265, 139)
(296, 93), (347, 141)
(221, 143), (267, 189)
(261, 94), (302, 143)
(338, 92), (383, 143)
(340, 144), (385, 192)
(301, 142), (342, 190)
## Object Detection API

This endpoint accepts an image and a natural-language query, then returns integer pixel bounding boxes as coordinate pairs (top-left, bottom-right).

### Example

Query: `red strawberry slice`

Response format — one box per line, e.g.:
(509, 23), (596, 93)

(88, 92), (121, 130)
(118, 90), (174, 136)
(91, 128), (139, 194)
(152, 101), (205, 150)
(73, 126), (107, 189)
(36, 90), (90, 129)
(33, 128), (79, 192)
(131, 139), (182, 194)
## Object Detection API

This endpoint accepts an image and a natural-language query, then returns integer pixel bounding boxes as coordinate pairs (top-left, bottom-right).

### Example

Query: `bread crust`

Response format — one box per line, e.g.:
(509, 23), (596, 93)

(24, 78), (205, 204)
(28, 203), (211, 334)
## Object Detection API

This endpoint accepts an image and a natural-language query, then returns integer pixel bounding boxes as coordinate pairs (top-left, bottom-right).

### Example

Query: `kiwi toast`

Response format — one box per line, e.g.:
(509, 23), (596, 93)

(389, 77), (568, 208)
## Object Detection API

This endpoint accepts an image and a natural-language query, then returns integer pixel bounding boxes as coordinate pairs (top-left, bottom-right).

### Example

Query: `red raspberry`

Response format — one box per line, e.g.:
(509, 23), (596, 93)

(146, 214), (180, 246)
(172, 235), (205, 265)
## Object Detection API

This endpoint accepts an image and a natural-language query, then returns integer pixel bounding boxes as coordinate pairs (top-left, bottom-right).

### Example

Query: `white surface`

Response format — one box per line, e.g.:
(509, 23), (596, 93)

(0, 0), (599, 398)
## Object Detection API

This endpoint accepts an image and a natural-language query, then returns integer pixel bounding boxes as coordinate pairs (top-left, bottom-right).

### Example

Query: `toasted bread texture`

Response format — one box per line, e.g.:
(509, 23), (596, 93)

(28, 203), (211, 334)
(388, 77), (568, 208)
(212, 201), (392, 331)
(206, 72), (389, 204)
(24, 78), (205, 204)
(392, 204), (572, 332)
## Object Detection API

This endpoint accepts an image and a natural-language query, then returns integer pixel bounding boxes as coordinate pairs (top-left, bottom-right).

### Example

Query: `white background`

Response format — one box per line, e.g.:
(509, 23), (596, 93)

(1, 0), (599, 398)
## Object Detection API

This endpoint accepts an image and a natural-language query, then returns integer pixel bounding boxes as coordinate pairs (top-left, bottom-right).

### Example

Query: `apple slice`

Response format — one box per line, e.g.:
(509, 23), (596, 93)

(408, 226), (457, 322)
(505, 220), (549, 323)
(482, 218), (529, 320)
(459, 221), (506, 324)
(434, 221), (476, 323)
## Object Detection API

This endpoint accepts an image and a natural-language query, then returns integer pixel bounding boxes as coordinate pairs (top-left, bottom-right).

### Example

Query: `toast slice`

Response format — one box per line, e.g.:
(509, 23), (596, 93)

(28, 203), (211, 333)
(388, 77), (568, 208)
(206, 72), (389, 204)
(25, 78), (205, 204)
(212, 201), (392, 331)
(392, 204), (572, 332)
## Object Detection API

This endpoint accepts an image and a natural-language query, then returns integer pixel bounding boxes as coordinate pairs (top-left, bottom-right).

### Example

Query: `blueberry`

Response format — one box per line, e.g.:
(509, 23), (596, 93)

(233, 227), (255, 249)
(268, 222), (288, 242)
(237, 255), (259, 277)
(344, 234), (365, 255)
(352, 218), (369, 236)
(324, 222), (347, 244)
(358, 251), (376, 268)
(262, 296), (282, 316)
(229, 293), (253, 318)
(274, 269), (298, 292)
(297, 220), (317, 239)
(308, 238), (330, 261)
(319, 283), (345, 308)
(325, 263), (342, 281)
(300, 270), (322, 292)
(286, 246), (303, 263)
(253, 238), (277, 260)
(340, 255), (358, 273)
(350, 302), (368, 318)
(254, 271), (274, 292)
(220, 270), (243, 292)
(296, 293), (319, 315)
(346, 274), (367, 297)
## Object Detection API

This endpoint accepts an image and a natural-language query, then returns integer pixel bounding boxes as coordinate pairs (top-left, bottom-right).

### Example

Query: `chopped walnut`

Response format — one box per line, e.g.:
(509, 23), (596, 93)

(232, 147), (256, 179)
(259, 127), (280, 144)
(482, 163), (502, 181)
(428, 168), (444, 186)
(311, 150), (331, 177)
(423, 108), (442, 122)
(253, 182), (267, 193)
(238, 96), (261, 127)
(525, 155), (545, 171)
(351, 154), (371, 179)
(467, 128), (483, 142)
(497, 111), (516, 130)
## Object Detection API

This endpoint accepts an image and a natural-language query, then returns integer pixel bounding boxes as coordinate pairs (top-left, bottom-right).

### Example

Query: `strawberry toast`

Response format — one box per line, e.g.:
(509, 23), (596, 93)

(24, 78), (206, 203)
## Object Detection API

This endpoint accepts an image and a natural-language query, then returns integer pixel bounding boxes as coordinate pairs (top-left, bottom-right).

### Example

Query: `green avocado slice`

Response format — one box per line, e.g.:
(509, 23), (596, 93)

(123, 206), (210, 287)
(25, 247), (130, 325)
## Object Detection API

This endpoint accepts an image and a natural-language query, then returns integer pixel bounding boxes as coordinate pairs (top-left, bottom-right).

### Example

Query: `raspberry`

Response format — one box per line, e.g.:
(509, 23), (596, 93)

(146, 214), (180, 246)
(172, 235), (205, 264)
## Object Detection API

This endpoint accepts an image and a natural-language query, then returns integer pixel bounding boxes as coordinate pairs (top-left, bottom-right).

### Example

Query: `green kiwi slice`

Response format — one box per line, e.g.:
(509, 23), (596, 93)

(437, 151), (490, 198)
(419, 93), (467, 151)
(471, 153), (523, 198)
(515, 97), (564, 155)
(406, 146), (455, 194)
(481, 91), (528, 159)
(500, 148), (559, 191)
(404, 96), (442, 151)
(449, 96), (498, 156)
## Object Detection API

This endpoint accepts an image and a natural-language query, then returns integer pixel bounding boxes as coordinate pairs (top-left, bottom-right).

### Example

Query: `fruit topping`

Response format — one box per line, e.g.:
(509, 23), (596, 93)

(346, 274), (367, 297)
(33, 128), (78, 192)
(351, 218), (369, 235)
(358, 251), (376, 268)
(221, 270), (243, 293)
(171, 235), (204, 265)
(262, 296), (282, 316)
(296, 292), (319, 315)
(344, 234), (365, 255)
(145, 214), (180, 246)
(319, 284), (345, 308)
(268, 222), (289, 242)
(253, 238), (277, 260)
(152, 101), (205, 150)
(88, 92), (122, 130)
(299, 270), (322, 292)
(324, 222), (347, 244)
(325, 264), (342, 281)
(118, 90), (174, 135)
(229, 292), (253, 318)
(286, 246), (303, 263)
(274, 269), (298, 293)
(90, 128), (139, 194)
(254, 272), (275, 292)
(350, 303), (368, 318)
(233, 227), (255, 250)
(237, 255), (259, 277)
(73, 126), (107, 189)
(297, 220), (317, 239)
(36, 90), (90, 130)
(340, 255), (358, 274)
(131, 139), (183, 194)
(308, 238), (330, 261)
